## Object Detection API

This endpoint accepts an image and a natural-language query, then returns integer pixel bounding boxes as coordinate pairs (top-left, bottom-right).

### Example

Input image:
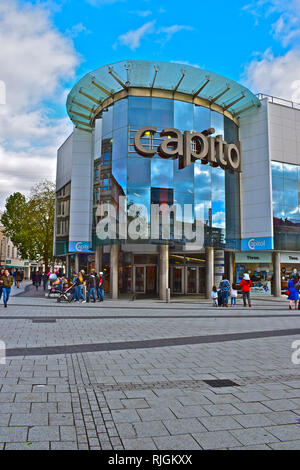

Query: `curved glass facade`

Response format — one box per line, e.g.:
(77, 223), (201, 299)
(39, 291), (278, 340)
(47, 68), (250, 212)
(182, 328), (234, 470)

(92, 96), (241, 250)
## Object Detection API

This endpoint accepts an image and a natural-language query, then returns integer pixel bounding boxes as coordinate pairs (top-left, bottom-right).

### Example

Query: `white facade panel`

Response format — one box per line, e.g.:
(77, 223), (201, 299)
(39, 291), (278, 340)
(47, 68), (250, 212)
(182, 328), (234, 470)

(239, 100), (273, 241)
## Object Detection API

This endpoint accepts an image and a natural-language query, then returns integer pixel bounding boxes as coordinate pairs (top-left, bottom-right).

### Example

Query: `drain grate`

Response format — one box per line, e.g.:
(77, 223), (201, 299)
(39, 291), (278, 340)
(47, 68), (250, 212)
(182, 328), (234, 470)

(203, 379), (240, 388)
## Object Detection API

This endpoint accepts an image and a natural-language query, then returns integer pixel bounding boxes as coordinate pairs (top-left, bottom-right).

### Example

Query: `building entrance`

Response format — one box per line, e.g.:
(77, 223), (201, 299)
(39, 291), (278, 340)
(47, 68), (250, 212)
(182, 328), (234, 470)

(134, 265), (157, 295)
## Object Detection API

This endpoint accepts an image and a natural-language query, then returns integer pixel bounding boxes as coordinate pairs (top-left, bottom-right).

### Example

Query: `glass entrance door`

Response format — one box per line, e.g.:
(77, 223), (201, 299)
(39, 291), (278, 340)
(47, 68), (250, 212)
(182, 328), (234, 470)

(187, 267), (197, 293)
(172, 267), (183, 294)
(135, 266), (145, 293)
(146, 266), (157, 294)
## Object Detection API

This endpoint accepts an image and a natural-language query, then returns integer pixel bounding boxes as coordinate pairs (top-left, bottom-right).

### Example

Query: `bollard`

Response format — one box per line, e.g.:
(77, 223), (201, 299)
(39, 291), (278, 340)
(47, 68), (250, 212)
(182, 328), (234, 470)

(166, 288), (171, 303)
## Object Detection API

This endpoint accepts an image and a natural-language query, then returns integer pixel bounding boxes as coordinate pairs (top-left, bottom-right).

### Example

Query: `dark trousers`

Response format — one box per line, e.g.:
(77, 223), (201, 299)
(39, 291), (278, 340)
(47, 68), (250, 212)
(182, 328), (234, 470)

(243, 291), (251, 306)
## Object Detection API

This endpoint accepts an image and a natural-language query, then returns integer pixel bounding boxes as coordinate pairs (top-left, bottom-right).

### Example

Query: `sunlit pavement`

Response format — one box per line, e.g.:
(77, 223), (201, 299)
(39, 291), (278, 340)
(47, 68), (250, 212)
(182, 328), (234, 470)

(0, 295), (300, 450)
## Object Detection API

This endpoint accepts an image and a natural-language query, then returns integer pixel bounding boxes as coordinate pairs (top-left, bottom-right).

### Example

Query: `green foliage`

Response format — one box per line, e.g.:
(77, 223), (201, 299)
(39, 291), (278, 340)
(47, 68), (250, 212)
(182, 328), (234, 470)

(1, 181), (55, 270)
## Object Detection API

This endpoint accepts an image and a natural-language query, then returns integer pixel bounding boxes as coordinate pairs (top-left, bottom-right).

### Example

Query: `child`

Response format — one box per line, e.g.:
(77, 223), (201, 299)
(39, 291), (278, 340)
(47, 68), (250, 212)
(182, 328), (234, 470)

(230, 283), (238, 306)
(211, 285), (218, 307)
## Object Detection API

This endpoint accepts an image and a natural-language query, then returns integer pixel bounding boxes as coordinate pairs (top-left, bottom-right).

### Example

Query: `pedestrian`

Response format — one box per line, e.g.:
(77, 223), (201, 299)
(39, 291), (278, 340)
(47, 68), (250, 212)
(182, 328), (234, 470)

(97, 271), (105, 302)
(32, 271), (36, 285)
(1, 269), (13, 308)
(42, 272), (48, 291)
(0, 268), (4, 301)
(240, 273), (253, 307)
(87, 272), (97, 303)
(75, 271), (85, 303)
(230, 283), (238, 307)
(15, 269), (23, 288)
(287, 275), (299, 310)
(220, 276), (231, 307)
(211, 285), (218, 307)
(12, 270), (17, 286)
(35, 271), (42, 291)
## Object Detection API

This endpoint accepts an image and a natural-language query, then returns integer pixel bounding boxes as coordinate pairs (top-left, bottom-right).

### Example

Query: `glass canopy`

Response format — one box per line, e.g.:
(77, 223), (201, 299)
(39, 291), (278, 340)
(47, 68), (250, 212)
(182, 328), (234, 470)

(66, 60), (260, 131)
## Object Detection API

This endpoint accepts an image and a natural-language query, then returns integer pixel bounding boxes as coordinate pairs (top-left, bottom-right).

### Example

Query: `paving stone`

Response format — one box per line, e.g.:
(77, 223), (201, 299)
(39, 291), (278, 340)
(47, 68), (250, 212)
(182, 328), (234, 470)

(0, 427), (28, 443)
(10, 413), (48, 426)
(163, 418), (206, 435)
(154, 434), (201, 450)
(233, 413), (274, 428)
(5, 441), (50, 450)
(192, 431), (241, 449)
(202, 404), (242, 416)
(60, 426), (77, 441)
(230, 427), (279, 445)
(28, 426), (60, 442)
(233, 402), (272, 414)
(264, 411), (299, 425)
(261, 399), (299, 412)
(49, 413), (74, 426)
(264, 424), (300, 441)
(122, 437), (157, 450)
(269, 440), (300, 450)
(199, 416), (242, 431)
(0, 415), (10, 426)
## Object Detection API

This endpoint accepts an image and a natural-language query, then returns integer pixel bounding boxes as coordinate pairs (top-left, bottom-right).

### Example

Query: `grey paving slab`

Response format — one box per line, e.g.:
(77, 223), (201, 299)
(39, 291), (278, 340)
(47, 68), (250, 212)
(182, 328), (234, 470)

(122, 437), (157, 450)
(233, 413), (274, 428)
(230, 427), (279, 445)
(5, 442), (50, 450)
(10, 413), (48, 426)
(0, 427), (28, 443)
(27, 426), (60, 442)
(265, 424), (300, 441)
(163, 418), (206, 435)
(192, 430), (241, 449)
(153, 434), (201, 450)
(199, 416), (242, 431)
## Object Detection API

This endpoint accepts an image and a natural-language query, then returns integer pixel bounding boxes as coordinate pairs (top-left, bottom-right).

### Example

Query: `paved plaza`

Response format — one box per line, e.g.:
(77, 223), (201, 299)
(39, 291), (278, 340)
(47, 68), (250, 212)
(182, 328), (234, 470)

(1, 291), (300, 450)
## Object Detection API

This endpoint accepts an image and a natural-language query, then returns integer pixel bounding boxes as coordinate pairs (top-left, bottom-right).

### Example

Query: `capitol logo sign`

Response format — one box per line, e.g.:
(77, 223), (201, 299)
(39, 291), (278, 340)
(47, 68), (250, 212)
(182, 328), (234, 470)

(75, 242), (90, 252)
(248, 239), (266, 250)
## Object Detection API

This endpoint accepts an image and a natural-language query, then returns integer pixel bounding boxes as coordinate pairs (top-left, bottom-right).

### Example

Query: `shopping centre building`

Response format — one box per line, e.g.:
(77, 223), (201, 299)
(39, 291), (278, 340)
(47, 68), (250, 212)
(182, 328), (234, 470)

(54, 59), (300, 299)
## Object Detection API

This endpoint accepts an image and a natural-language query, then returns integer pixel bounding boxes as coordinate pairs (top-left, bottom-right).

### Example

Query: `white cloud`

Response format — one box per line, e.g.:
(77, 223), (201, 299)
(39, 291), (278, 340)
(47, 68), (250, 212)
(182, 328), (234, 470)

(159, 25), (193, 43)
(243, 1), (300, 102)
(86, 0), (125, 6)
(66, 23), (91, 38)
(0, 0), (79, 208)
(244, 49), (300, 102)
(130, 10), (152, 18)
(117, 20), (156, 50)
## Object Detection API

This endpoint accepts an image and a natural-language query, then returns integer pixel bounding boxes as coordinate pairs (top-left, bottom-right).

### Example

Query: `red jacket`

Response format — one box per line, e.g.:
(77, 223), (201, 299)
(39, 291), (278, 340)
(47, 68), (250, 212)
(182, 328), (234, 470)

(240, 279), (253, 292)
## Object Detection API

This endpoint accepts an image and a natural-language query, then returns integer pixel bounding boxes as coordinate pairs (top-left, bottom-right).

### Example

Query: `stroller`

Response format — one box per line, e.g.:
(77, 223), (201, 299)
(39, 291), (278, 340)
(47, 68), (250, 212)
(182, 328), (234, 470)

(56, 283), (76, 303)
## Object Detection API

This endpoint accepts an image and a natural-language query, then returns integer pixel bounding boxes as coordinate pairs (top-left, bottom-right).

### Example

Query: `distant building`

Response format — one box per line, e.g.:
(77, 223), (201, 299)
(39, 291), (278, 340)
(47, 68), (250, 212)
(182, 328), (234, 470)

(0, 213), (31, 279)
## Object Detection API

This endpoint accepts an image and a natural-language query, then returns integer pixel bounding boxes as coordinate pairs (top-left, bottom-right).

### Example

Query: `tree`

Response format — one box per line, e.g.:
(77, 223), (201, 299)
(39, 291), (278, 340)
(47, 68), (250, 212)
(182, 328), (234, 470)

(1, 180), (55, 272)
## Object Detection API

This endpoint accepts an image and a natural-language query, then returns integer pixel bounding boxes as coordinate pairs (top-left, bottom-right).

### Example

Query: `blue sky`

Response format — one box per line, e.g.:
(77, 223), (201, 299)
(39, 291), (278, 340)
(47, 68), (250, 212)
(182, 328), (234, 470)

(0, 0), (300, 206)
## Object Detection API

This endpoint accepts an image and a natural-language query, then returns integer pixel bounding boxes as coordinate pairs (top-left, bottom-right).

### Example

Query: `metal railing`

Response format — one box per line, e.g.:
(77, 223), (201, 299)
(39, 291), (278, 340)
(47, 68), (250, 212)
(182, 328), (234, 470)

(257, 93), (300, 110)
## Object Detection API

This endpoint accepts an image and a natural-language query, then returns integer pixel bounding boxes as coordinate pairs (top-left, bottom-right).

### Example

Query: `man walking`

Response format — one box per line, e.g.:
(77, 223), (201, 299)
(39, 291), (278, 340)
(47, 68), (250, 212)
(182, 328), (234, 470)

(1, 270), (13, 308)
(220, 276), (231, 308)
(15, 269), (23, 288)
(97, 272), (105, 302)
(87, 272), (97, 303)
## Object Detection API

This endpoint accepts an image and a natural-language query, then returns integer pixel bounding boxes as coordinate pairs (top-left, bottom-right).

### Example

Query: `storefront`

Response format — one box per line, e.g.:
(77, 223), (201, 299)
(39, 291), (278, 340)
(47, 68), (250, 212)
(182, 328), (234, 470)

(280, 252), (300, 290)
(234, 252), (273, 295)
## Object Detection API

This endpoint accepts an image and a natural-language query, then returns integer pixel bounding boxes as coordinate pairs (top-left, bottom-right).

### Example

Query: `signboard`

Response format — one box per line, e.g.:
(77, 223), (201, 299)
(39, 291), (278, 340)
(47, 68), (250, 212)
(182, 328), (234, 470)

(250, 281), (272, 296)
(5, 260), (11, 264)
(235, 252), (272, 263)
(241, 237), (273, 251)
(68, 241), (92, 253)
(280, 253), (300, 264)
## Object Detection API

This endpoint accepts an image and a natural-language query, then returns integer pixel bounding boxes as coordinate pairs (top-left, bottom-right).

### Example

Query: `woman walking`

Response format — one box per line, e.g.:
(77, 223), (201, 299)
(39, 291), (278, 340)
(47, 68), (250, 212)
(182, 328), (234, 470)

(288, 276), (299, 310)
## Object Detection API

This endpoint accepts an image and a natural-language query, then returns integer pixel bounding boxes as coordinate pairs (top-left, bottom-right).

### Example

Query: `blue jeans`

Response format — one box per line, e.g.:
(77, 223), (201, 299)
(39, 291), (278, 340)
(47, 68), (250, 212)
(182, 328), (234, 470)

(3, 288), (11, 305)
(35, 281), (39, 290)
(75, 285), (85, 302)
(87, 287), (96, 302)
(97, 287), (104, 302)
(231, 296), (237, 305)
(221, 291), (229, 305)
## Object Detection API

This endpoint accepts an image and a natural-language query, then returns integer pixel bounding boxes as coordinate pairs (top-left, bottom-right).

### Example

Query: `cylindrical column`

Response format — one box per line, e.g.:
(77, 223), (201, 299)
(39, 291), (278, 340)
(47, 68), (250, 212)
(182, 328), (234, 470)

(205, 246), (214, 299)
(228, 251), (234, 285)
(65, 255), (70, 278)
(159, 244), (169, 301)
(75, 254), (79, 273)
(273, 251), (281, 297)
(110, 244), (119, 299)
(95, 245), (103, 273)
